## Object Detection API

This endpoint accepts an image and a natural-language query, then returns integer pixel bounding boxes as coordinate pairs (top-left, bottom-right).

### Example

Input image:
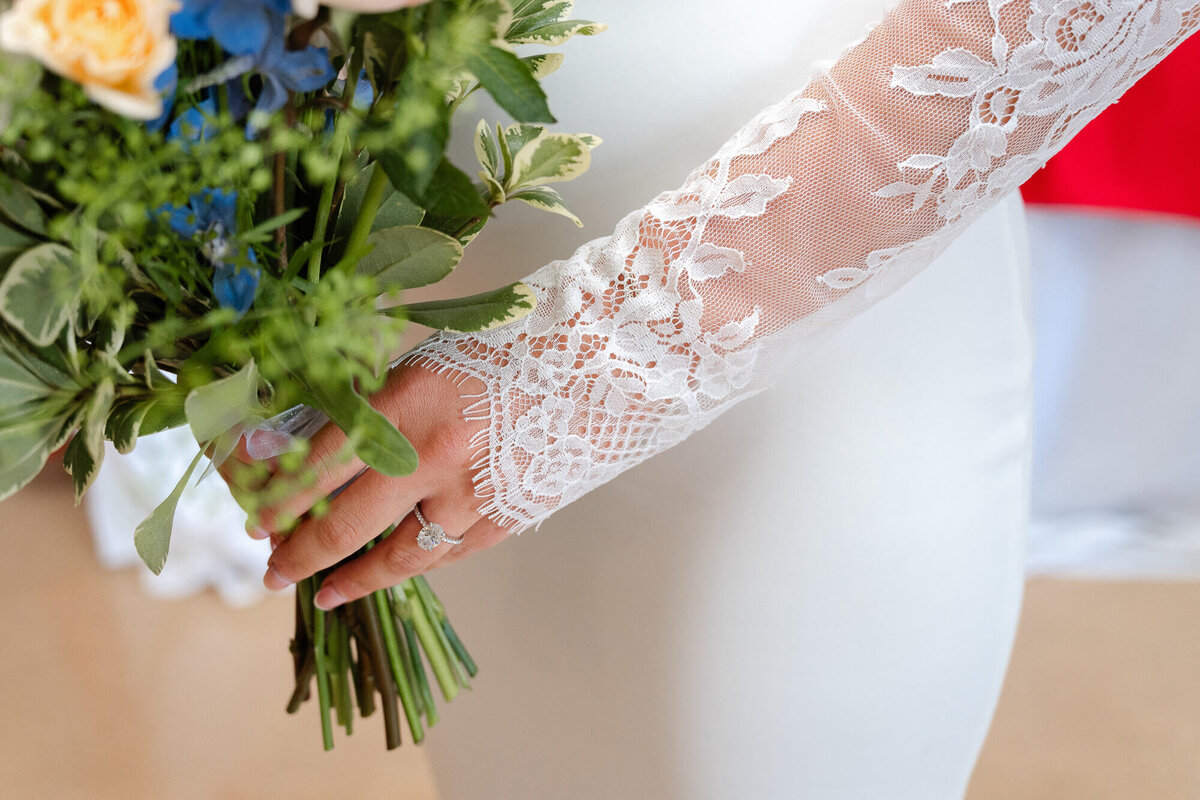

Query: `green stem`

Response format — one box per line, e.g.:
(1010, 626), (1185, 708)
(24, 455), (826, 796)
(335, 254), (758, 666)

(311, 585), (335, 751)
(375, 588), (424, 744)
(414, 575), (477, 677)
(336, 163), (389, 273)
(413, 576), (470, 688)
(406, 581), (458, 702)
(359, 596), (403, 750)
(306, 133), (346, 284)
(399, 604), (437, 726)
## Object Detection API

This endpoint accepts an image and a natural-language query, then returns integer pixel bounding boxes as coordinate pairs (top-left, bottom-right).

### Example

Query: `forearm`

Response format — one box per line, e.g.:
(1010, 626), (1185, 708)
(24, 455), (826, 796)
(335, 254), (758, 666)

(406, 0), (1200, 531)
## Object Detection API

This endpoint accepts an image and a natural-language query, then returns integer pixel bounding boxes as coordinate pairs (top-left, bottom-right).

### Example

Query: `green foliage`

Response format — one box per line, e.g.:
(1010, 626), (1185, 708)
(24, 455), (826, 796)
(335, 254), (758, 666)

(0, 244), (81, 346)
(357, 225), (464, 291)
(400, 282), (537, 332)
(0, 0), (604, 576)
(134, 450), (204, 575)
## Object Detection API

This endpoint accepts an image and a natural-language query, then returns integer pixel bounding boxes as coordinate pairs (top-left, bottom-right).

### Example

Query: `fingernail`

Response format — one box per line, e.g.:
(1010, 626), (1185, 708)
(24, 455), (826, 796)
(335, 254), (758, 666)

(247, 526), (270, 540)
(314, 584), (346, 611)
(263, 566), (292, 591)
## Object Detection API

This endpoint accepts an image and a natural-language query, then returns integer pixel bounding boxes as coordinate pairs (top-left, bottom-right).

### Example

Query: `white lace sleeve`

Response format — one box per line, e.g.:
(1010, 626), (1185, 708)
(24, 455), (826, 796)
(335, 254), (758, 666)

(404, 0), (1200, 532)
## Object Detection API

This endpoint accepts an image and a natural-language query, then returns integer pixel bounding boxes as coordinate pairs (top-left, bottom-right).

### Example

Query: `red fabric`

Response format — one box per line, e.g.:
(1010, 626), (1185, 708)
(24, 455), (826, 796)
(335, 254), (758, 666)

(1020, 32), (1200, 221)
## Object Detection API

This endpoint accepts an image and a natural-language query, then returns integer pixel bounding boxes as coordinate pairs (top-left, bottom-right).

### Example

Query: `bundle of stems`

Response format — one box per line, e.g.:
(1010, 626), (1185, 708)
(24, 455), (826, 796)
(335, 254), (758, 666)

(288, 528), (476, 750)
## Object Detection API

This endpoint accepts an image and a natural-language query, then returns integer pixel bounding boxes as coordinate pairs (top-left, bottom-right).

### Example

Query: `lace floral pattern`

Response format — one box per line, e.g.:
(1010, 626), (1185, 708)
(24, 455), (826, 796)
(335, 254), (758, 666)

(404, 0), (1200, 532)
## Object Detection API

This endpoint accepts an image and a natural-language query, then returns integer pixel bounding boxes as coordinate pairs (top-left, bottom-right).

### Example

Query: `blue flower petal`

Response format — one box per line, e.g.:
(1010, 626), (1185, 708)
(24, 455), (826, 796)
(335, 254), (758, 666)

(209, 3), (274, 56)
(171, 0), (218, 39)
(214, 258), (260, 317)
(275, 47), (336, 93)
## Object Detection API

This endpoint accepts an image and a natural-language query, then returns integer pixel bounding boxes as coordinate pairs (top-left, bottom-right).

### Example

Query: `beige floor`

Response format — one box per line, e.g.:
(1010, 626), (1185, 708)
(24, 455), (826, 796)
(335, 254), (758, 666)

(2, 467), (1199, 799)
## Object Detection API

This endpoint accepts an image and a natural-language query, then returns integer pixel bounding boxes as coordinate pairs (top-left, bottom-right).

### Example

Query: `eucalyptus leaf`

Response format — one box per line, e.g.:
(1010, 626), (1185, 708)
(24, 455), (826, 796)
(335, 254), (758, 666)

(185, 360), (262, 445)
(508, 133), (591, 190)
(401, 282), (537, 332)
(0, 244), (81, 347)
(0, 178), (47, 236)
(510, 186), (583, 227)
(357, 225), (464, 291)
(466, 45), (555, 124)
(134, 450), (204, 575)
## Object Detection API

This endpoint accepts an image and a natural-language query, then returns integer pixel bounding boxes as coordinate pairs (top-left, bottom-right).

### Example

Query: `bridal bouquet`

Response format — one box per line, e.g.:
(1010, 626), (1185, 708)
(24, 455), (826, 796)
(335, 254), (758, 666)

(0, 0), (603, 750)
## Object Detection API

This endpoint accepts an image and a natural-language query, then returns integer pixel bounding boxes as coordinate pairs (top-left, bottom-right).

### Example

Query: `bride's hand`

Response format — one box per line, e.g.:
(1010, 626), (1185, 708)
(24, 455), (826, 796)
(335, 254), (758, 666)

(250, 365), (510, 610)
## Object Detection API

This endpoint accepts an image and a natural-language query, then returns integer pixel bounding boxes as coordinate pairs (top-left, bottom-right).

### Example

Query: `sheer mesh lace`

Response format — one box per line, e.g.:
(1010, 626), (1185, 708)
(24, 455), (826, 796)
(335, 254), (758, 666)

(403, 0), (1200, 532)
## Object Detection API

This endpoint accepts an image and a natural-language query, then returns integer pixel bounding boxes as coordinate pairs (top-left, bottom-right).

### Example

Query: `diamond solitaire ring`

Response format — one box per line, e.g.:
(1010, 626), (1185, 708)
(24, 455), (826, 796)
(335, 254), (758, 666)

(413, 503), (464, 551)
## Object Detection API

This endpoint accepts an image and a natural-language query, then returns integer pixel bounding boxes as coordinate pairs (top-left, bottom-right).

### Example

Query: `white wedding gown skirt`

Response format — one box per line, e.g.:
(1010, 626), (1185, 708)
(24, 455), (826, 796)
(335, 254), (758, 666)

(422, 4), (1035, 797)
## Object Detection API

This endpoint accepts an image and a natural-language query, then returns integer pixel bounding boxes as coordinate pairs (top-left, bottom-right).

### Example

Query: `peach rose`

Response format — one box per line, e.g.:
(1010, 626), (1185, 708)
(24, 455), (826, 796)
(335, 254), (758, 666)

(291, 0), (433, 18)
(0, 0), (177, 120)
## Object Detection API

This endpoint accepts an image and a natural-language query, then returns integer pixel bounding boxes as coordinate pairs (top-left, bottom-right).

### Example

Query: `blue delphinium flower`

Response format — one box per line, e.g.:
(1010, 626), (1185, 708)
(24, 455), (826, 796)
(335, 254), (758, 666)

(171, 0), (291, 55)
(168, 95), (219, 146)
(160, 189), (261, 318)
(171, 0), (334, 129)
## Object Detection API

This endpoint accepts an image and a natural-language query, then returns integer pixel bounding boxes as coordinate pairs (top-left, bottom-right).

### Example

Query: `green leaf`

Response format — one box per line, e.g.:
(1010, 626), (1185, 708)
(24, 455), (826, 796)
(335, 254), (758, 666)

(522, 52), (564, 80)
(334, 164), (424, 252)
(401, 282), (537, 332)
(307, 380), (418, 478)
(503, 123), (545, 159)
(185, 360), (262, 445)
(0, 244), (81, 346)
(356, 226), (464, 291)
(0, 178), (47, 236)
(510, 186), (583, 227)
(376, 69), (453, 198)
(508, 133), (591, 190)
(239, 208), (306, 243)
(474, 120), (501, 179)
(507, 0), (574, 38)
(0, 343), (54, 407)
(105, 399), (153, 454)
(419, 159), (490, 219)
(0, 221), (33, 267)
(0, 414), (60, 502)
(62, 378), (113, 501)
(466, 45), (555, 124)
(134, 450), (204, 575)
(508, 19), (607, 47)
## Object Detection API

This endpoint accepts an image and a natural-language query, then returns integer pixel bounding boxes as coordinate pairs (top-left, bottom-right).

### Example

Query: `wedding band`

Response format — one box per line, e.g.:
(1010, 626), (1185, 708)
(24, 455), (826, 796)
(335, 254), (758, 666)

(413, 503), (464, 551)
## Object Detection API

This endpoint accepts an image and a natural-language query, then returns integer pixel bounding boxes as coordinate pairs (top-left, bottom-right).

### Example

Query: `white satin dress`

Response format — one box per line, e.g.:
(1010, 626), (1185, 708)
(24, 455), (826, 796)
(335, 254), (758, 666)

(418, 2), (1034, 798)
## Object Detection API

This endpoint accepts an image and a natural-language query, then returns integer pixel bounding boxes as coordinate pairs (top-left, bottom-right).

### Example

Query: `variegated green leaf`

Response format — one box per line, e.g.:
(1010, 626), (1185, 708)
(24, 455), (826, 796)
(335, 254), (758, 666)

(0, 344), (53, 407)
(401, 282), (537, 333)
(0, 243), (81, 346)
(105, 399), (153, 455)
(508, 19), (607, 47)
(523, 52), (564, 80)
(510, 186), (583, 227)
(508, 133), (591, 190)
(0, 221), (32, 266)
(0, 414), (60, 502)
(0, 178), (46, 236)
(475, 119), (501, 179)
(63, 379), (113, 503)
